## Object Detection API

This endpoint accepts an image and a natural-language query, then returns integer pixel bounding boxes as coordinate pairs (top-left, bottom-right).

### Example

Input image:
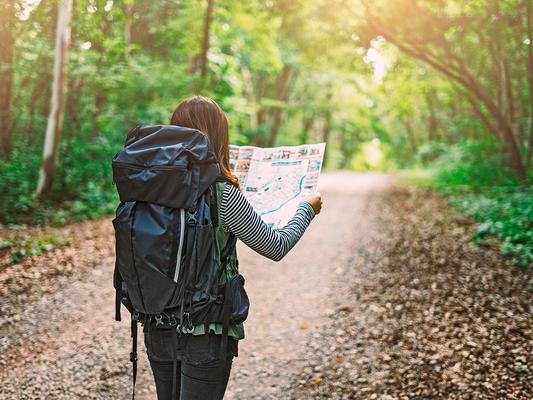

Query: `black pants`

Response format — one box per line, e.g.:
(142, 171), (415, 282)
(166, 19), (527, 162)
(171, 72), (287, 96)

(144, 328), (239, 400)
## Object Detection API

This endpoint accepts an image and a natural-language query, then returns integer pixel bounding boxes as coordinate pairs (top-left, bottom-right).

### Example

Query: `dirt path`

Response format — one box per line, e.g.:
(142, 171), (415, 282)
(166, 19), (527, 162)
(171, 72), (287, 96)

(0, 171), (388, 399)
(225, 172), (389, 399)
(2, 172), (532, 399)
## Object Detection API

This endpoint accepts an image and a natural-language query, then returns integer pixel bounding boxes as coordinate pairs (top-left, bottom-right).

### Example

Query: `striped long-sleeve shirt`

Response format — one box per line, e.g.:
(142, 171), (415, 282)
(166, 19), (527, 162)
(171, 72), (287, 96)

(220, 183), (316, 262)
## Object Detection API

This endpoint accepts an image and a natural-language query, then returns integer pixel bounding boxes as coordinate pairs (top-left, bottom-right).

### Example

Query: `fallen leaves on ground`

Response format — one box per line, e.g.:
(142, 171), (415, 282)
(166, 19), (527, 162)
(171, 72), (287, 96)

(0, 220), (115, 319)
(293, 186), (533, 400)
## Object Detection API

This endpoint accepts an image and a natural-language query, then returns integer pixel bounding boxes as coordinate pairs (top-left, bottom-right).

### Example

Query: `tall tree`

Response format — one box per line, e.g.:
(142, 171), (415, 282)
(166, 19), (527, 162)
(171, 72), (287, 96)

(36, 0), (73, 196)
(0, 0), (16, 158)
(349, 0), (531, 184)
(200, 0), (214, 78)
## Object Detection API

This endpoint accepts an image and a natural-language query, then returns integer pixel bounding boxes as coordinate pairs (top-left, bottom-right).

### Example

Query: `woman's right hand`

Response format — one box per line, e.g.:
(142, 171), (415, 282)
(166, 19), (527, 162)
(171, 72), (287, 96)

(300, 192), (322, 215)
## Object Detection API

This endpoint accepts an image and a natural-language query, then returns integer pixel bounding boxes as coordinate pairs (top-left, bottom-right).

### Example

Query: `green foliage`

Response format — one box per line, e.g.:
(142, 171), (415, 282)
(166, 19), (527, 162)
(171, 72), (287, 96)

(454, 190), (533, 267)
(1, 0), (532, 243)
(398, 139), (531, 266)
(416, 138), (519, 188)
(0, 143), (40, 224)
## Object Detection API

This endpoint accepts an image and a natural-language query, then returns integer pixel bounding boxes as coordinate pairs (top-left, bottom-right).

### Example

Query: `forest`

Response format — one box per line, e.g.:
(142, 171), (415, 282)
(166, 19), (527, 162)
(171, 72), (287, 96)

(1, 0), (532, 265)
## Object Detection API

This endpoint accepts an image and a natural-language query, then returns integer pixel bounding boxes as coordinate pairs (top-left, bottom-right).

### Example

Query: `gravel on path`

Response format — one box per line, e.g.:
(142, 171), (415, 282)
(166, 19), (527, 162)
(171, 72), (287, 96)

(4, 173), (525, 400)
(0, 171), (388, 399)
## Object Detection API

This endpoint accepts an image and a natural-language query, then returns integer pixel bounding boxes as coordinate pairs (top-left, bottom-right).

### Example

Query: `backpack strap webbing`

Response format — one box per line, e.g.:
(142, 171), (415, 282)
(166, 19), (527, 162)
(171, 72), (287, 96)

(130, 318), (138, 400)
(217, 232), (238, 379)
(219, 281), (232, 378)
(114, 264), (122, 322)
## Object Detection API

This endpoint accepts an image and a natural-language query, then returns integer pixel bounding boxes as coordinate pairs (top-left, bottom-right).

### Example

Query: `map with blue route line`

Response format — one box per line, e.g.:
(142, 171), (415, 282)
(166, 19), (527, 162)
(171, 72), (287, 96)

(229, 142), (326, 229)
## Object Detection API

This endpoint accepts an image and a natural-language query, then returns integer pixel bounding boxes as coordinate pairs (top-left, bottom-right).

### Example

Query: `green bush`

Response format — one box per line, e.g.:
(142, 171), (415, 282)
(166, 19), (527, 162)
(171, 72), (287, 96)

(416, 138), (518, 188)
(454, 190), (533, 266)
(403, 139), (532, 266)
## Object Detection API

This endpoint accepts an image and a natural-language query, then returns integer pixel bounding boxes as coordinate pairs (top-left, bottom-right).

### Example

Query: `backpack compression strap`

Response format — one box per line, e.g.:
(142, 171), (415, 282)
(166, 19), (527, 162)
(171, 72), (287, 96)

(114, 263), (122, 322)
(217, 232), (238, 377)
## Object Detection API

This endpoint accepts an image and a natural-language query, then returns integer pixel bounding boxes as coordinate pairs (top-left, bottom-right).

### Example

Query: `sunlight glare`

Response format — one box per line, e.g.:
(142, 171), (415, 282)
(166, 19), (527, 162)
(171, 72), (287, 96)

(16, 0), (42, 21)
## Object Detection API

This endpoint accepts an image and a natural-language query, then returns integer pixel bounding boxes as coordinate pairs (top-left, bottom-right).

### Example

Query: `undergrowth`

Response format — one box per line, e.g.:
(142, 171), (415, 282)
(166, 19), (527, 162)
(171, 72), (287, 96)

(397, 138), (533, 267)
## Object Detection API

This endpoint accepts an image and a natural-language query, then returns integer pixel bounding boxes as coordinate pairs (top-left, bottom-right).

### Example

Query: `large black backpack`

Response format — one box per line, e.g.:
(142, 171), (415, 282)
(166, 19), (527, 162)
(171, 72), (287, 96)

(112, 125), (248, 397)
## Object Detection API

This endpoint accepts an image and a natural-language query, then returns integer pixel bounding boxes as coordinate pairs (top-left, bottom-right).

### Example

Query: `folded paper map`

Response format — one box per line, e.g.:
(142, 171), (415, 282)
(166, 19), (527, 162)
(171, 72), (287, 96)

(229, 142), (326, 229)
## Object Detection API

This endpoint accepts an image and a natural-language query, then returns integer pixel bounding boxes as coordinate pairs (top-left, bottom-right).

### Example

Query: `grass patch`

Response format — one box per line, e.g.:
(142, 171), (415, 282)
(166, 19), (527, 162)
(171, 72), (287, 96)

(394, 169), (533, 267)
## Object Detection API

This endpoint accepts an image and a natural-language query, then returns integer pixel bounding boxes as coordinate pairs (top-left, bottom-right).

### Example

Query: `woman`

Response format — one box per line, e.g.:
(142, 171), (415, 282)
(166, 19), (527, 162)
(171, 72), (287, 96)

(144, 95), (323, 400)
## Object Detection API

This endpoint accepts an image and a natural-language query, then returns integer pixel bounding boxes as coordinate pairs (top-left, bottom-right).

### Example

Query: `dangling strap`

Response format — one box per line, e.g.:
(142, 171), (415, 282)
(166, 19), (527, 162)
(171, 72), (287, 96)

(216, 233), (237, 283)
(130, 317), (138, 400)
(219, 279), (233, 378)
(114, 264), (122, 322)
(210, 184), (219, 228)
(217, 233), (237, 380)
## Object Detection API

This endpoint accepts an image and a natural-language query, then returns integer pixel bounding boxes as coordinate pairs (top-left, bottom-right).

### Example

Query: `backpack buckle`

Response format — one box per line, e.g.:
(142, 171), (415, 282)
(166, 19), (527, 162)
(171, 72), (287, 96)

(187, 210), (198, 226)
(169, 315), (178, 327)
(215, 294), (224, 304)
(155, 315), (164, 326)
(132, 310), (140, 323)
(180, 312), (195, 334)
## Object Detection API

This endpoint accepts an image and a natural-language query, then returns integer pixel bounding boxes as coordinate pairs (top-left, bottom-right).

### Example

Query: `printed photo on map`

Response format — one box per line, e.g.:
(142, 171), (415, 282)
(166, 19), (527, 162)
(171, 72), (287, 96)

(298, 147), (308, 157)
(239, 149), (254, 160)
(304, 183), (317, 191)
(238, 174), (247, 186)
(236, 161), (251, 172)
(310, 147), (321, 156)
(281, 150), (291, 159)
(229, 146), (240, 160)
(306, 172), (319, 182)
(262, 150), (280, 161)
(307, 159), (321, 172)
(230, 160), (236, 171)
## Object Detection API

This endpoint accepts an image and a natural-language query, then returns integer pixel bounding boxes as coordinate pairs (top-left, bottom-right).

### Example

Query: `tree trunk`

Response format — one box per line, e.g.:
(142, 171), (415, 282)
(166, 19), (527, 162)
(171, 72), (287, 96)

(526, 3), (533, 167)
(426, 90), (438, 141)
(200, 0), (214, 78)
(301, 116), (313, 144)
(0, 0), (15, 159)
(256, 72), (269, 127)
(242, 66), (257, 132)
(37, 0), (73, 196)
(322, 110), (332, 167)
(29, 73), (52, 133)
(125, 0), (133, 47)
(405, 120), (417, 154)
(267, 65), (293, 147)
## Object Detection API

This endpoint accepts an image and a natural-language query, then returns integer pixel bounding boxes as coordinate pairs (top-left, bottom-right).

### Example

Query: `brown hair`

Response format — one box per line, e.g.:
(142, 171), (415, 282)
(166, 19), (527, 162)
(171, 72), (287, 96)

(170, 95), (239, 187)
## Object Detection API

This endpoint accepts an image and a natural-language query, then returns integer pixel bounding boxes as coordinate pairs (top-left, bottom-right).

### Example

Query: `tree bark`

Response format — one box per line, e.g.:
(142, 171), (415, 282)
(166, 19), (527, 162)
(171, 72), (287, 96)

(526, 3), (533, 167)
(322, 110), (332, 167)
(200, 0), (214, 78)
(29, 73), (52, 133)
(267, 65), (293, 147)
(301, 116), (313, 144)
(405, 120), (417, 154)
(242, 66), (257, 132)
(426, 90), (438, 141)
(124, 0), (133, 47)
(37, 0), (73, 196)
(0, 0), (16, 159)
